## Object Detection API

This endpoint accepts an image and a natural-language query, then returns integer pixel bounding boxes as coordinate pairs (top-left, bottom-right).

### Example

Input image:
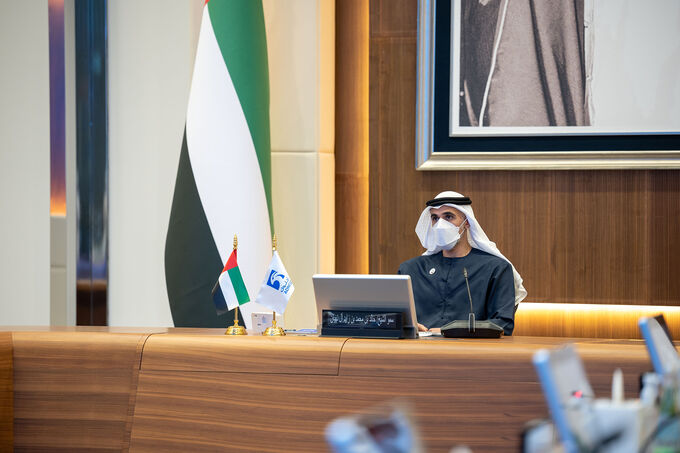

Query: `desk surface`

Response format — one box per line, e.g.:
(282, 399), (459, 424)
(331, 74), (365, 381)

(2, 328), (654, 452)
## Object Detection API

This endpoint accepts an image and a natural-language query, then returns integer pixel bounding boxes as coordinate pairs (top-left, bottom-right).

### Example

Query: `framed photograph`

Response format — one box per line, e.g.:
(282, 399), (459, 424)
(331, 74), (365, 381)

(415, 0), (680, 170)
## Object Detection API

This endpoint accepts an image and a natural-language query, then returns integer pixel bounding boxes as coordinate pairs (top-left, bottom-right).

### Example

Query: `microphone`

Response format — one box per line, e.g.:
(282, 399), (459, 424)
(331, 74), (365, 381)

(440, 267), (504, 338)
(463, 267), (475, 333)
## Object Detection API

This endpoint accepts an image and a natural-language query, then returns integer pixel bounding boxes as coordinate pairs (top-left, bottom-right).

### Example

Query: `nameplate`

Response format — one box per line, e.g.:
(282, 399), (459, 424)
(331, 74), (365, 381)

(320, 310), (410, 339)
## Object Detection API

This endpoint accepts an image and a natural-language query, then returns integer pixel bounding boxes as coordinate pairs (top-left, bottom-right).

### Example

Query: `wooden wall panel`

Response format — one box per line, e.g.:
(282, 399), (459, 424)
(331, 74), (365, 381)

(12, 331), (148, 452)
(551, 171), (651, 304)
(514, 303), (680, 339)
(0, 332), (12, 451)
(368, 0), (680, 306)
(650, 171), (680, 304)
(372, 0), (417, 36)
(369, 35), (419, 273)
(335, 0), (369, 274)
(457, 171), (555, 301)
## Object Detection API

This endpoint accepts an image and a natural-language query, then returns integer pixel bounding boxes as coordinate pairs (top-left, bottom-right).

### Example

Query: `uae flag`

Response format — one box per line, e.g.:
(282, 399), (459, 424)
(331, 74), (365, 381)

(165, 0), (273, 328)
(212, 249), (250, 315)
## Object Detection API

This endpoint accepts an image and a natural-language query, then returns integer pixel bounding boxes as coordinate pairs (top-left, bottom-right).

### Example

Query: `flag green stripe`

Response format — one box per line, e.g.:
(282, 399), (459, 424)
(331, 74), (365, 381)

(207, 0), (273, 232)
(227, 267), (250, 305)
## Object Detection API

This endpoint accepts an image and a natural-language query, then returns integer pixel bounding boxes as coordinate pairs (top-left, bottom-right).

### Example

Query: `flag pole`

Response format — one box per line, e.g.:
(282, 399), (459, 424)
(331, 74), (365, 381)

(263, 234), (285, 336)
(226, 234), (247, 335)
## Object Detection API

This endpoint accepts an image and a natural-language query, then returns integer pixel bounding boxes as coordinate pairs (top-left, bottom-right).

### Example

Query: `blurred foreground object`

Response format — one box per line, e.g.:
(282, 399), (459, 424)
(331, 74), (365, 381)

(325, 401), (423, 453)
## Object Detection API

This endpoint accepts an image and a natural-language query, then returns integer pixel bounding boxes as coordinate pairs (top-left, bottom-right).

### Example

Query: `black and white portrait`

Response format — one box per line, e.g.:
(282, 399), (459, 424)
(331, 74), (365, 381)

(451, 0), (680, 135)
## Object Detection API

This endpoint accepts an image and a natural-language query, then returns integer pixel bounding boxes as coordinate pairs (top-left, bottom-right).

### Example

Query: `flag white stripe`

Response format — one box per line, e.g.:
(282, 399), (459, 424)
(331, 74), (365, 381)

(218, 270), (240, 311)
(186, 9), (271, 327)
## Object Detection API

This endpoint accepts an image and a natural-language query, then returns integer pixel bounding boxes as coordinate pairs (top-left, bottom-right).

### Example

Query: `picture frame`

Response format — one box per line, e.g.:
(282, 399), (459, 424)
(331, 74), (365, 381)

(415, 0), (680, 170)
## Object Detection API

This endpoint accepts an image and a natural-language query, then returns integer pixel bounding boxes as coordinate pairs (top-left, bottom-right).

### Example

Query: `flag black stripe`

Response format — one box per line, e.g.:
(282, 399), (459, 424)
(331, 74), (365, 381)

(165, 129), (243, 327)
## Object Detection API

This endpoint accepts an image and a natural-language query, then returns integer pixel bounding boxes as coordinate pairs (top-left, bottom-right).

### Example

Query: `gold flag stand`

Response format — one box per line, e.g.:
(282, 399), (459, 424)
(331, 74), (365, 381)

(225, 234), (247, 335)
(263, 234), (285, 336)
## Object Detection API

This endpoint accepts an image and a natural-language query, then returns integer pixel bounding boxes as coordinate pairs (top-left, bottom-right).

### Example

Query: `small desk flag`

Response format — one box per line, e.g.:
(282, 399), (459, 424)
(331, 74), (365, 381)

(211, 249), (250, 315)
(255, 251), (294, 314)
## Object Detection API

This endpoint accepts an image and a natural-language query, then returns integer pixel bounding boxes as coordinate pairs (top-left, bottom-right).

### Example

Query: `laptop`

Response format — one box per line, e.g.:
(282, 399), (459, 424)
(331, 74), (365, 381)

(312, 274), (419, 339)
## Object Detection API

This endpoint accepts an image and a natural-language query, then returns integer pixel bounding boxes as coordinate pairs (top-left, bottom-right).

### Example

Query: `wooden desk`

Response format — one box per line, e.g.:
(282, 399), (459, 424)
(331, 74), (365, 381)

(1, 329), (654, 452)
(130, 334), (650, 452)
(0, 332), (11, 451)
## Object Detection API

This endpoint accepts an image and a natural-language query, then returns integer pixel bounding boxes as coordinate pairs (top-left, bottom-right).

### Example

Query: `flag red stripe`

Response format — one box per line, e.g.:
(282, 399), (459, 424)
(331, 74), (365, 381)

(223, 249), (238, 271)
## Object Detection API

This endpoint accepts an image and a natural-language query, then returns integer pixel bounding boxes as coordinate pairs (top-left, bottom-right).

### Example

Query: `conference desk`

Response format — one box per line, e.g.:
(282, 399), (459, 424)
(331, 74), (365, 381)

(0, 328), (653, 452)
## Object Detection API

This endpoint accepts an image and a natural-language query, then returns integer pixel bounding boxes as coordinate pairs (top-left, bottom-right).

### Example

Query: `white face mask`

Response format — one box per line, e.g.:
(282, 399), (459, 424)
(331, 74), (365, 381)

(431, 218), (463, 249)
(415, 205), (470, 254)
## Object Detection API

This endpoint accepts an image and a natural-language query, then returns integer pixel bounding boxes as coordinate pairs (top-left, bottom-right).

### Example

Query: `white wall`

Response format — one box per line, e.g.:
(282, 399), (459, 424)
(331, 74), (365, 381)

(107, 0), (204, 327)
(0, 0), (51, 325)
(265, 0), (335, 329)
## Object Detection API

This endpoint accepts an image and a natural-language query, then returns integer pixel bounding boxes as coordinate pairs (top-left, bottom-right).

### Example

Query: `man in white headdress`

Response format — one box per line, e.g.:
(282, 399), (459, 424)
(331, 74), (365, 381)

(398, 191), (527, 335)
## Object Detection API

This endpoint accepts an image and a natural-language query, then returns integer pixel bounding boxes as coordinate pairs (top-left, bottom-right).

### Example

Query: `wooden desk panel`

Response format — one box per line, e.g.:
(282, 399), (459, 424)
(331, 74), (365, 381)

(12, 331), (149, 452)
(129, 335), (653, 452)
(130, 372), (335, 452)
(129, 371), (544, 453)
(340, 336), (571, 381)
(0, 332), (12, 452)
(1, 330), (659, 452)
(340, 337), (652, 395)
(140, 334), (347, 374)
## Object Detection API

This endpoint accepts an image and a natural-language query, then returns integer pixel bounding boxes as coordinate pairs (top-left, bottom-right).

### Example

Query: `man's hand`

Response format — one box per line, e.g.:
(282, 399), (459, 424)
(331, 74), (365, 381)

(417, 323), (429, 332)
